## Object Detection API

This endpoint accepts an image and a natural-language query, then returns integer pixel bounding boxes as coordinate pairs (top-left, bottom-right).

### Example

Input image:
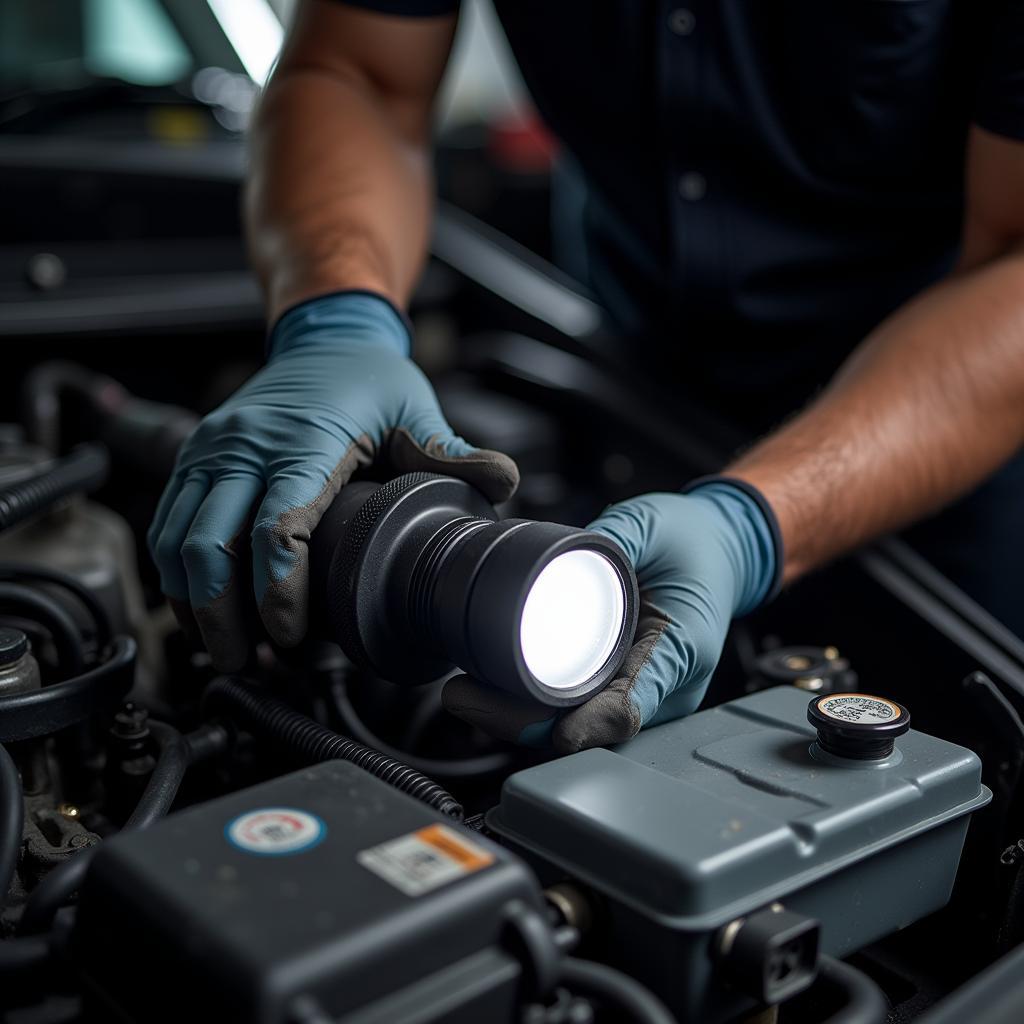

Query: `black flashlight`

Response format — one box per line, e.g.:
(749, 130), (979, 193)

(309, 473), (638, 707)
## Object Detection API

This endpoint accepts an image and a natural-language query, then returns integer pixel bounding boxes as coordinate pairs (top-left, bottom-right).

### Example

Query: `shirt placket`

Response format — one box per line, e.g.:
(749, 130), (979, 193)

(662, 0), (715, 326)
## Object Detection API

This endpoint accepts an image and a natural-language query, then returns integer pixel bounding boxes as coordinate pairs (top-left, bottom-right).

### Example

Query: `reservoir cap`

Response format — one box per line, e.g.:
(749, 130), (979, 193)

(808, 692), (910, 760)
(0, 628), (28, 667)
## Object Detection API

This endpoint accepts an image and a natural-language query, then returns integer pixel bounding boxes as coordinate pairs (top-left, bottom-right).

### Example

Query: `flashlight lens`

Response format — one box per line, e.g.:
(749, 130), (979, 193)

(519, 549), (627, 691)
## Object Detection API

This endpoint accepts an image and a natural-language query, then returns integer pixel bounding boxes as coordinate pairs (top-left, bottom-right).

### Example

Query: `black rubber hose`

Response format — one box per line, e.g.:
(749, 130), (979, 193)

(15, 852), (92, 939)
(22, 361), (198, 481)
(0, 935), (50, 978)
(817, 955), (889, 1024)
(22, 361), (109, 455)
(0, 743), (24, 912)
(205, 677), (464, 820)
(0, 564), (113, 648)
(330, 680), (513, 780)
(0, 444), (109, 533)
(123, 721), (191, 830)
(16, 720), (228, 937)
(0, 636), (136, 743)
(0, 583), (84, 676)
(559, 957), (677, 1024)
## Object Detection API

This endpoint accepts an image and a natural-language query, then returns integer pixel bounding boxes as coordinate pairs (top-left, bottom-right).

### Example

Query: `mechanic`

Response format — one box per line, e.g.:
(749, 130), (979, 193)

(149, 1), (1024, 752)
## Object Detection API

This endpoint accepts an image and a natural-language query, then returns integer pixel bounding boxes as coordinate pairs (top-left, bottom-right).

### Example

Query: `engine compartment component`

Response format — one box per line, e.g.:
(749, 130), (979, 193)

(749, 646), (857, 695)
(2, 351), (1022, 1024)
(310, 472), (639, 706)
(807, 692), (911, 760)
(204, 676), (464, 821)
(73, 761), (549, 1024)
(489, 686), (991, 1022)
(0, 627), (40, 697)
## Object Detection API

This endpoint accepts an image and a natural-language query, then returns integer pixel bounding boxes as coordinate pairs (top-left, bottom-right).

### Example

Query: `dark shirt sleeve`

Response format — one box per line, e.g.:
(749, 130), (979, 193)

(328, 0), (459, 14)
(975, 1), (1024, 140)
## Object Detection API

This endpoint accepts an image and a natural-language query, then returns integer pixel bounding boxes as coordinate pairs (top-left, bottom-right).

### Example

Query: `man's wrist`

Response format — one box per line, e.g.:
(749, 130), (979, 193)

(267, 290), (413, 360)
(681, 475), (785, 612)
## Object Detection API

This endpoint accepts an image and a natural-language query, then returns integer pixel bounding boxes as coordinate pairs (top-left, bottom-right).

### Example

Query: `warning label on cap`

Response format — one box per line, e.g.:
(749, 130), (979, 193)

(357, 824), (495, 897)
(817, 693), (900, 725)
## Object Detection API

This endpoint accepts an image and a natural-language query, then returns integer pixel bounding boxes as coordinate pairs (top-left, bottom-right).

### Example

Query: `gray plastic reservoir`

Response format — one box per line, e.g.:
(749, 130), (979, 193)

(489, 686), (991, 1022)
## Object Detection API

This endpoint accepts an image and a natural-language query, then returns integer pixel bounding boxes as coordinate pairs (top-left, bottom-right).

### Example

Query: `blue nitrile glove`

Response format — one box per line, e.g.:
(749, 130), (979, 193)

(148, 291), (518, 671)
(442, 479), (781, 752)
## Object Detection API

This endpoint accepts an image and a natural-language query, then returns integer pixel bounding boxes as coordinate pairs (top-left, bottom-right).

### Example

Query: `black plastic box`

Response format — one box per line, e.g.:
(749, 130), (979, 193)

(74, 761), (544, 1023)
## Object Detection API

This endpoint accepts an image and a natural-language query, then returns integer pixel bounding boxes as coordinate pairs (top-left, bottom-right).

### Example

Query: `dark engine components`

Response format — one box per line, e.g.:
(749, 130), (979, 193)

(73, 761), (553, 1024)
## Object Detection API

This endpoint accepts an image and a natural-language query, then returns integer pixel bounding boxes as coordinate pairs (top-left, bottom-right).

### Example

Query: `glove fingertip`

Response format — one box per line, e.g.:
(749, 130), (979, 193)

(258, 582), (308, 649)
(169, 595), (248, 673)
(203, 632), (250, 674)
(449, 447), (520, 504)
(389, 429), (520, 504)
(442, 674), (556, 745)
(168, 597), (202, 647)
(193, 592), (252, 674)
(517, 716), (558, 748)
(553, 685), (642, 753)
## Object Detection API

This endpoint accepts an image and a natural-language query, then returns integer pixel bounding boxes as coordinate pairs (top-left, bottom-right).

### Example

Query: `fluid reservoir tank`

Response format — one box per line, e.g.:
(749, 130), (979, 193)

(0, 440), (144, 640)
(489, 686), (991, 1023)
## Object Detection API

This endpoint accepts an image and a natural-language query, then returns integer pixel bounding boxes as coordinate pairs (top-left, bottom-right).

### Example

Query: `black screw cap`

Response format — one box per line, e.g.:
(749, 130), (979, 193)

(808, 692), (910, 760)
(0, 627), (28, 667)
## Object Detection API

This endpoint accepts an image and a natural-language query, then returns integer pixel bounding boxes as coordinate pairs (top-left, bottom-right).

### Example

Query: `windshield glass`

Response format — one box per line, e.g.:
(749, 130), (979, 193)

(0, 0), (192, 91)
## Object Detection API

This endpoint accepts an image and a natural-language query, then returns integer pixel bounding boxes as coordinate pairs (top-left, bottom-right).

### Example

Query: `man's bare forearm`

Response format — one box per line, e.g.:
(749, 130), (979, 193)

(730, 248), (1024, 582)
(246, 67), (433, 322)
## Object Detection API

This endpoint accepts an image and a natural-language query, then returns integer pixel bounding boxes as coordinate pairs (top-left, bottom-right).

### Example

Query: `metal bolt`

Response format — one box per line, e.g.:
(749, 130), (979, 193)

(678, 171), (707, 201)
(824, 646), (840, 661)
(783, 655), (812, 671)
(668, 8), (697, 36)
(57, 803), (80, 820)
(545, 882), (594, 935)
(794, 677), (825, 692)
(718, 916), (745, 957)
(25, 252), (67, 291)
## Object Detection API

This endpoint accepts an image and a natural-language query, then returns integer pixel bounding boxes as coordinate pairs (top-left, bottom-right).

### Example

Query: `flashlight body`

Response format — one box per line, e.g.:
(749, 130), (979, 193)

(309, 474), (639, 707)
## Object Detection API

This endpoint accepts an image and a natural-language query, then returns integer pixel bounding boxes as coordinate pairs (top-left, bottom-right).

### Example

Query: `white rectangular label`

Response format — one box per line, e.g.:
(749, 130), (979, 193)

(357, 824), (494, 898)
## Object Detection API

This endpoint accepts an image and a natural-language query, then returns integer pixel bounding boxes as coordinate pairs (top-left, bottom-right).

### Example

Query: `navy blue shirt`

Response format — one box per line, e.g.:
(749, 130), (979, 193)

(336, 1), (1024, 418)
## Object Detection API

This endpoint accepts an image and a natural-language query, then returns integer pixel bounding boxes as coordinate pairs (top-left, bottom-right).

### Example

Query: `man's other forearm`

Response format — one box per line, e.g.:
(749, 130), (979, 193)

(729, 248), (1024, 583)
(246, 57), (436, 322)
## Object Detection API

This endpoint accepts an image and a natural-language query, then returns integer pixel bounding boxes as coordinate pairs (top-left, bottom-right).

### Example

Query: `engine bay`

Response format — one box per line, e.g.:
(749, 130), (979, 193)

(1, 353), (1023, 1024)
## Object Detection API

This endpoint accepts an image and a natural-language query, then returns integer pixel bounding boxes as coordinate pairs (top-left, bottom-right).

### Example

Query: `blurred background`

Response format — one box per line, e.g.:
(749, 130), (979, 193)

(0, 0), (593, 516)
(0, 0), (551, 357)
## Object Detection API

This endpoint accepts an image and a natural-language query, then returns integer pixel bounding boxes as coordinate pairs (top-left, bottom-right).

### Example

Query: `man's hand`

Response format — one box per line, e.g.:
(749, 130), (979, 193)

(148, 292), (518, 671)
(443, 482), (779, 752)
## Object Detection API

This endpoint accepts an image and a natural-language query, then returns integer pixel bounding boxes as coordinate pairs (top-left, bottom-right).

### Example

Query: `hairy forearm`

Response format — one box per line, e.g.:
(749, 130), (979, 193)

(729, 248), (1024, 582)
(245, 66), (434, 322)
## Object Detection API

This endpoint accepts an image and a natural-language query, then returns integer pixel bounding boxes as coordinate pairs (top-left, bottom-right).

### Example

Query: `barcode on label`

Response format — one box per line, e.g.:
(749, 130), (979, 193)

(357, 824), (495, 897)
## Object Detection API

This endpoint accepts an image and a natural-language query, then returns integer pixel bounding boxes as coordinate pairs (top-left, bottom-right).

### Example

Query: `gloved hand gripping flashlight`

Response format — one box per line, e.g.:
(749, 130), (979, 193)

(310, 473), (639, 706)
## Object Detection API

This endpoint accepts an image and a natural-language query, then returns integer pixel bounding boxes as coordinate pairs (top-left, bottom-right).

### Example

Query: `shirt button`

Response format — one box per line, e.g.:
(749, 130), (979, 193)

(678, 172), (707, 201)
(669, 8), (696, 36)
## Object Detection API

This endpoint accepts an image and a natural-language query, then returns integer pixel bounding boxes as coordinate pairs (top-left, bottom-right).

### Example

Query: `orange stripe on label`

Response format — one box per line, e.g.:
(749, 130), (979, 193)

(415, 824), (494, 872)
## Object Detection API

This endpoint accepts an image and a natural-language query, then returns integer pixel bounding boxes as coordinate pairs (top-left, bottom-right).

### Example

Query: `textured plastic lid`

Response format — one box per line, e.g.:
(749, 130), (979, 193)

(0, 628), (28, 666)
(489, 686), (990, 926)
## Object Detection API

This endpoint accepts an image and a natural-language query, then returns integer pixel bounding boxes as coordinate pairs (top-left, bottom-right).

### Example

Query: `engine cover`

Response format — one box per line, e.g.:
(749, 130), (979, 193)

(73, 761), (545, 1024)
